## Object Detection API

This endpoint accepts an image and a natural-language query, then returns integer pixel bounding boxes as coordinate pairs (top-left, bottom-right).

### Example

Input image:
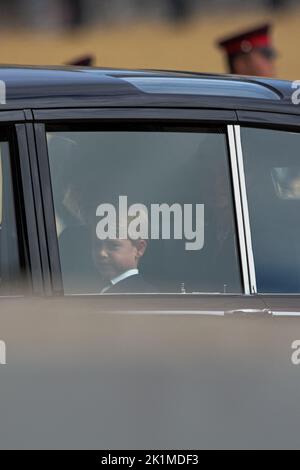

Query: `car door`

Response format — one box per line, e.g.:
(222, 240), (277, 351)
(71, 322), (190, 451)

(1, 107), (300, 449)
(237, 110), (300, 315)
(30, 107), (267, 314)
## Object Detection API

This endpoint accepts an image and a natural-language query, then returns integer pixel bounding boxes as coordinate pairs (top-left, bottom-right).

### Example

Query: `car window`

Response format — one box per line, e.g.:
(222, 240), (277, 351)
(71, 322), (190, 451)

(0, 141), (24, 294)
(46, 126), (242, 295)
(242, 127), (300, 293)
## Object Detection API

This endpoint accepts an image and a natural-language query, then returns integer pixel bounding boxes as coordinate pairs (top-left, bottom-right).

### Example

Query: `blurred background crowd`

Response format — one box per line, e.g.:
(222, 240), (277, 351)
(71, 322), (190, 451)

(0, 0), (299, 78)
(0, 1), (294, 29)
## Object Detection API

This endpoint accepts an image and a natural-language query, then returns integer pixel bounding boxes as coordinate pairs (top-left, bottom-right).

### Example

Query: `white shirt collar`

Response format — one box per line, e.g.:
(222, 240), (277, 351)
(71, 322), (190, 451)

(111, 268), (139, 286)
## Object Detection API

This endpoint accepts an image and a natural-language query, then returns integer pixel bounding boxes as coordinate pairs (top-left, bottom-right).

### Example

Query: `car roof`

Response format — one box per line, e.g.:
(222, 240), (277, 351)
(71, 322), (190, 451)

(0, 65), (297, 114)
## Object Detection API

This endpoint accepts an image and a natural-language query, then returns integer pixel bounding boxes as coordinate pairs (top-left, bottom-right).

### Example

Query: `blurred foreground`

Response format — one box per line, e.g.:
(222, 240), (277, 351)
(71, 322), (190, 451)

(0, 295), (300, 449)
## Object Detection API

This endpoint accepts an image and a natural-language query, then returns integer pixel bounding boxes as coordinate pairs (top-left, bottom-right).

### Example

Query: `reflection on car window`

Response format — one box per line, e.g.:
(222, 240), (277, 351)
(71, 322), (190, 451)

(242, 127), (300, 293)
(0, 142), (24, 294)
(47, 128), (242, 295)
(271, 167), (300, 200)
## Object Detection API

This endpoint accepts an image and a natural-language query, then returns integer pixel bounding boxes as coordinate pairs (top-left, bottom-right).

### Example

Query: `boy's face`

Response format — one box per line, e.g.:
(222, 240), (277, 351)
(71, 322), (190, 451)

(92, 238), (147, 281)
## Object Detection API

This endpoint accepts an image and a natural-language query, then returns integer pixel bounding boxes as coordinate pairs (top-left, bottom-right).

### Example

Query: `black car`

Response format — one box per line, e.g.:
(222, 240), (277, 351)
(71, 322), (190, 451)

(1, 66), (300, 449)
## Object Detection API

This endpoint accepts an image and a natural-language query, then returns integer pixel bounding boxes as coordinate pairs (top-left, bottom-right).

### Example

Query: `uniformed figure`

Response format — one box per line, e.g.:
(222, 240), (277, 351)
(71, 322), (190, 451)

(217, 23), (277, 77)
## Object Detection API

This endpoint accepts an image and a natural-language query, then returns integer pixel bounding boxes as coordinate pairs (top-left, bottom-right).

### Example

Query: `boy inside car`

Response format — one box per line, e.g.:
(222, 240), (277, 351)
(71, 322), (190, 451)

(92, 214), (156, 294)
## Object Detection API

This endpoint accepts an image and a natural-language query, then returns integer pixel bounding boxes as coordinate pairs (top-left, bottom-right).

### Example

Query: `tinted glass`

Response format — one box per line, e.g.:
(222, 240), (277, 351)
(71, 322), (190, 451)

(47, 127), (242, 295)
(242, 127), (300, 293)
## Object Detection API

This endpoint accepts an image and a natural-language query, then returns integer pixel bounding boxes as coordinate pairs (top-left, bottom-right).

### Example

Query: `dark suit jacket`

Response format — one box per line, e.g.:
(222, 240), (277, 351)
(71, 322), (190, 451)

(104, 274), (157, 294)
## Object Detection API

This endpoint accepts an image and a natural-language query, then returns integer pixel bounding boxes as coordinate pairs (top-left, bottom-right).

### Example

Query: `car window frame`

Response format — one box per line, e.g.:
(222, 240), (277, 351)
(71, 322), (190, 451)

(31, 107), (256, 297)
(236, 110), (300, 295)
(0, 119), (43, 296)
